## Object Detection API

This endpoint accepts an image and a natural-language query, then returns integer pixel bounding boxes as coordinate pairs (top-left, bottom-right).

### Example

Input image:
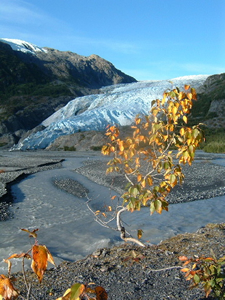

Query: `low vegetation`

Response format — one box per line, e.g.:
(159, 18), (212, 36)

(202, 129), (225, 153)
(180, 253), (225, 299)
(63, 146), (76, 151)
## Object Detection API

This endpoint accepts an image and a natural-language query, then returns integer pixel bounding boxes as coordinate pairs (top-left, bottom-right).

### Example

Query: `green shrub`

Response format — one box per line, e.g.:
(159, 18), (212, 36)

(203, 130), (225, 153)
(63, 146), (76, 151)
(204, 142), (225, 153)
(90, 145), (103, 151)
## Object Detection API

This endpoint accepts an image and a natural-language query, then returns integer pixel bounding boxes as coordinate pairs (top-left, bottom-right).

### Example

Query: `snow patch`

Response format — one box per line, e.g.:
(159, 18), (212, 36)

(0, 38), (47, 54)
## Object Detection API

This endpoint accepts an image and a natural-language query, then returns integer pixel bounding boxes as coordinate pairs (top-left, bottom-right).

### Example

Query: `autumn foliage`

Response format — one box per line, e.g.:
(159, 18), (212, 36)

(180, 254), (225, 299)
(102, 85), (204, 217)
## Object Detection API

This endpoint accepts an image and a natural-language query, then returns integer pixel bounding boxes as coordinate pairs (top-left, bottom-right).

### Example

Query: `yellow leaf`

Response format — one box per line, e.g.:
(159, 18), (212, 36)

(172, 106), (178, 116)
(180, 127), (185, 136)
(57, 283), (86, 300)
(187, 92), (192, 100)
(183, 115), (187, 124)
(21, 228), (39, 239)
(70, 283), (85, 300)
(118, 141), (124, 151)
(141, 179), (146, 188)
(56, 288), (71, 300)
(137, 229), (143, 239)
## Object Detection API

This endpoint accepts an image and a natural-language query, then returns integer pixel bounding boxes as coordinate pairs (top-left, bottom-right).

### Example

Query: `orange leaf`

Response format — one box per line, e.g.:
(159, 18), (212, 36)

(0, 274), (18, 300)
(95, 286), (108, 300)
(184, 85), (190, 90)
(181, 268), (190, 272)
(31, 245), (55, 282)
(179, 255), (188, 261)
(137, 174), (142, 182)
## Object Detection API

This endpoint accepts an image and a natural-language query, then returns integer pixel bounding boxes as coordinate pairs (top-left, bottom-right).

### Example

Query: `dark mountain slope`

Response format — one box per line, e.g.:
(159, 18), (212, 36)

(0, 40), (136, 146)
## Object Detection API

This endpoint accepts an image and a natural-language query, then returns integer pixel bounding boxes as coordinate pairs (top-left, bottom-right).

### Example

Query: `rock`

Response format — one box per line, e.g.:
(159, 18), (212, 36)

(46, 131), (108, 151)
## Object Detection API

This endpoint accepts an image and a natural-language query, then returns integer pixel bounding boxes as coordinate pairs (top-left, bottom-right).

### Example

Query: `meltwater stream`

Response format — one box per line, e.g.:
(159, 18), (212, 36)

(0, 152), (225, 274)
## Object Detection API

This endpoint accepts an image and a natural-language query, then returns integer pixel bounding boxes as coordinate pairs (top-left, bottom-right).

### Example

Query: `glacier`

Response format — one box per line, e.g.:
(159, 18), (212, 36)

(13, 75), (209, 150)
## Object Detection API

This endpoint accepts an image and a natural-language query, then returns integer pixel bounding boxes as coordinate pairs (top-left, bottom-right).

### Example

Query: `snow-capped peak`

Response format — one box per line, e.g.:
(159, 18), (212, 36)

(0, 38), (48, 55)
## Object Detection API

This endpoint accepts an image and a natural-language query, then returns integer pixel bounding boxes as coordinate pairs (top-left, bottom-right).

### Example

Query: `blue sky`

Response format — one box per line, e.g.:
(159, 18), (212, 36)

(1, 0), (224, 80)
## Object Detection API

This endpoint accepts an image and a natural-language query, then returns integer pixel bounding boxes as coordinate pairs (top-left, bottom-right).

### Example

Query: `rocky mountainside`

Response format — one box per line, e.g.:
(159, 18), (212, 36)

(0, 38), (136, 146)
(191, 73), (225, 128)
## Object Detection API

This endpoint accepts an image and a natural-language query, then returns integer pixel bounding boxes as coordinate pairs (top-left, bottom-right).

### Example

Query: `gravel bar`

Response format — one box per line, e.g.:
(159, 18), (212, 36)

(75, 159), (225, 204)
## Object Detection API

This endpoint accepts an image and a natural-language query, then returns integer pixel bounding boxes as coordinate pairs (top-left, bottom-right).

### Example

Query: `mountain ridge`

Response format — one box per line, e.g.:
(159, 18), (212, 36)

(0, 38), (136, 146)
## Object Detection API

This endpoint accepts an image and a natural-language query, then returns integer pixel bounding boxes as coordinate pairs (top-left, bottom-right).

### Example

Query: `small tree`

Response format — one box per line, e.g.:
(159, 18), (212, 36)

(97, 85), (204, 245)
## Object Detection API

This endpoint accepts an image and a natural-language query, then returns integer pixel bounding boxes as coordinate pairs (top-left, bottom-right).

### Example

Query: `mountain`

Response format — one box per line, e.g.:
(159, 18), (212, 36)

(191, 73), (225, 128)
(12, 75), (210, 151)
(0, 38), (136, 146)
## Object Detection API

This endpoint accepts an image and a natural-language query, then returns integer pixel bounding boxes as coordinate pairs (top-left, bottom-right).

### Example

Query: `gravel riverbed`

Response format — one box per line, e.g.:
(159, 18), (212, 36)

(0, 150), (225, 299)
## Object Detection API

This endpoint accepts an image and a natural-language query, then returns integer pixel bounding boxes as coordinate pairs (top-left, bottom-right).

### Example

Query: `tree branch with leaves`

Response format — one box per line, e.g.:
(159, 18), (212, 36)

(100, 85), (204, 245)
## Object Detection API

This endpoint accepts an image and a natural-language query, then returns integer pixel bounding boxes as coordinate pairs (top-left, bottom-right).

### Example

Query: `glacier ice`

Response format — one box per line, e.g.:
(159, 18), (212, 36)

(13, 75), (209, 150)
